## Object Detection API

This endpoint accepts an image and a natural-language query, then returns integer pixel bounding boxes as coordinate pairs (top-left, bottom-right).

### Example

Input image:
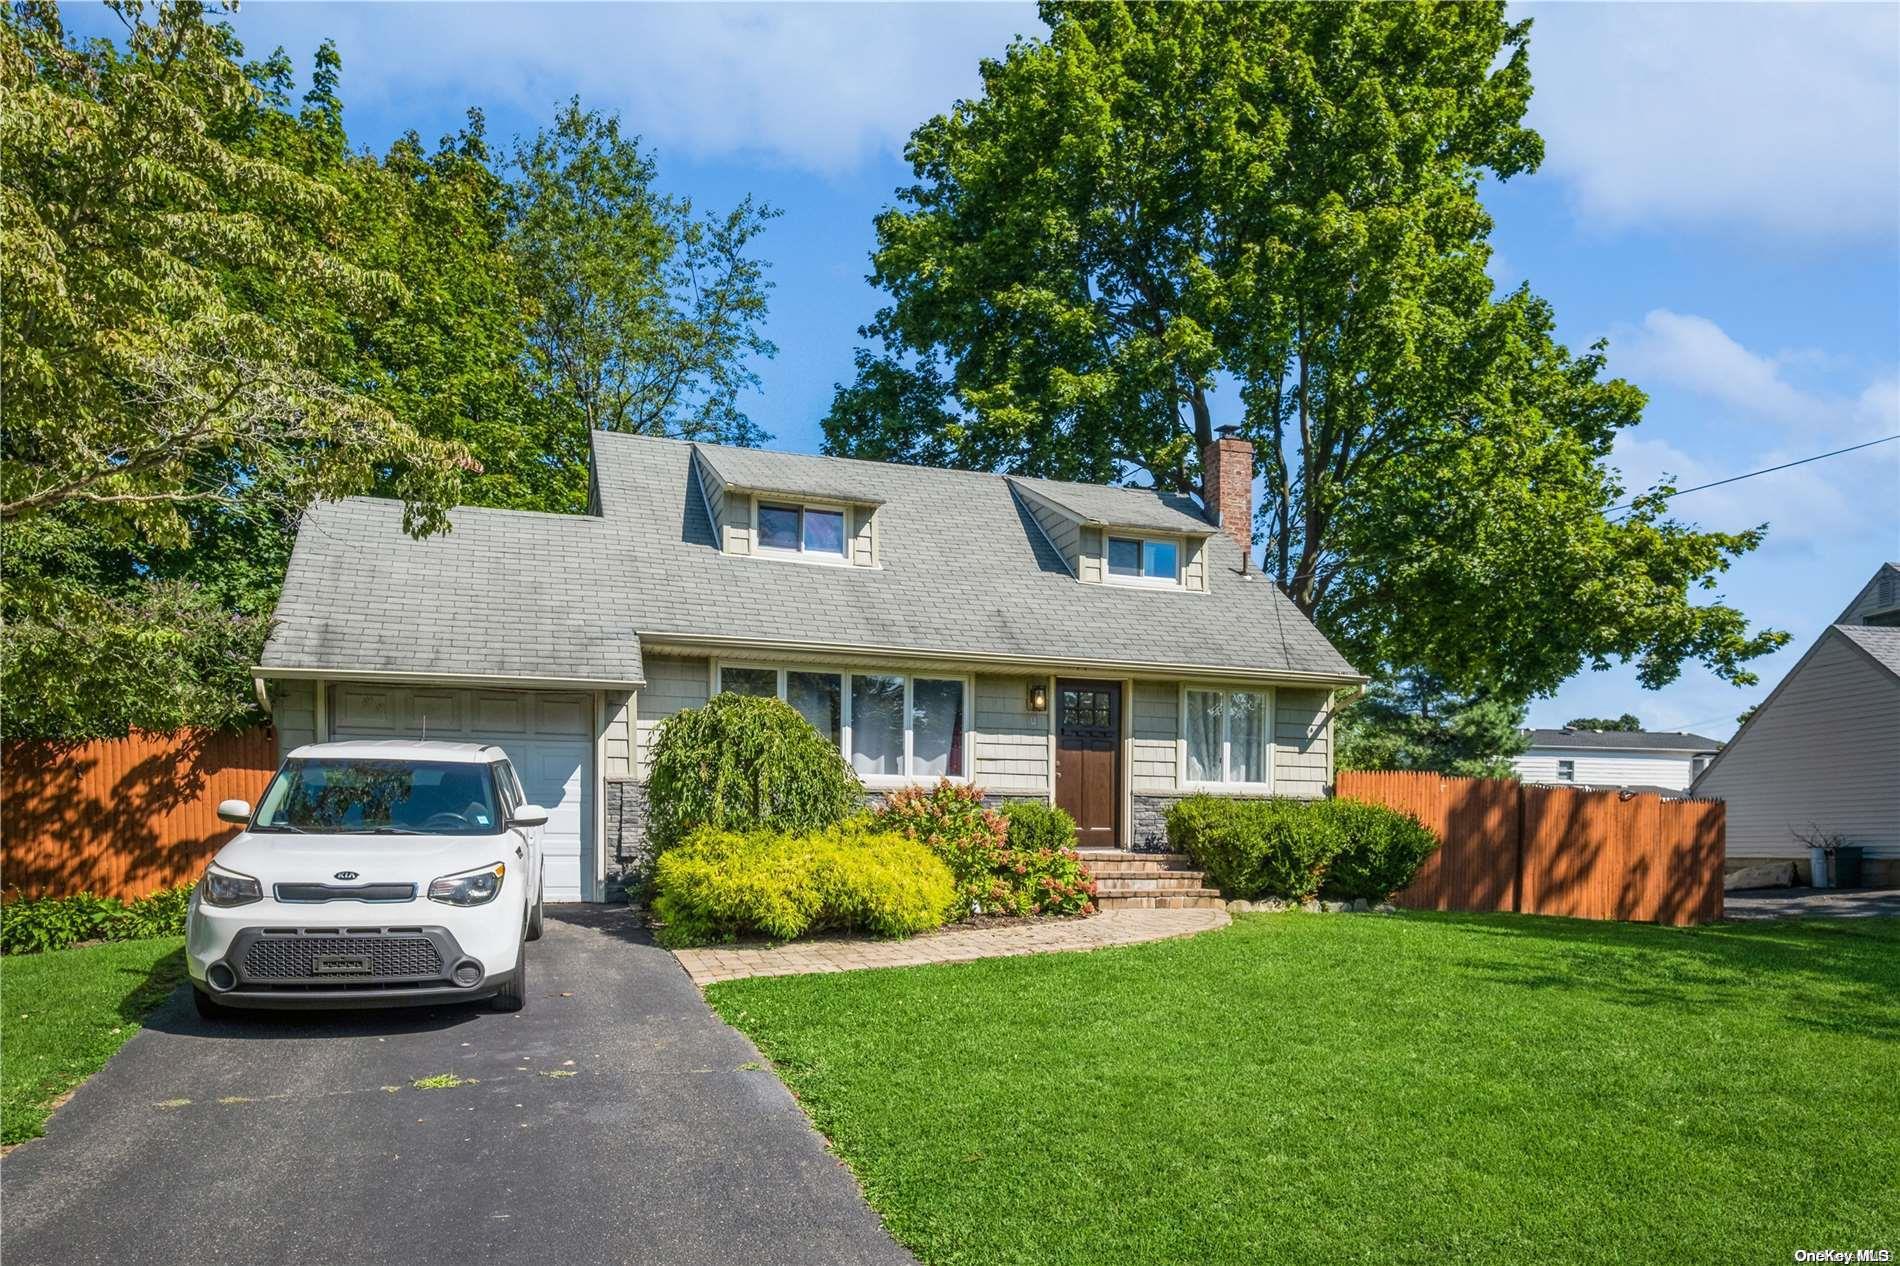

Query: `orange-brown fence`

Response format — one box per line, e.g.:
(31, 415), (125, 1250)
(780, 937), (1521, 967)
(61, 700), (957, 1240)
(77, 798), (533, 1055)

(2, 728), (278, 901)
(1336, 770), (1725, 926)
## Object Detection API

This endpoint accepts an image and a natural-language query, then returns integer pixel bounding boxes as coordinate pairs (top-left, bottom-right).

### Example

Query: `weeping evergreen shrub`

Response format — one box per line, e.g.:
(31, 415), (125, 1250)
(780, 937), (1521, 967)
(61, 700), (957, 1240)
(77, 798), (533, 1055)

(646, 693), (863, 853)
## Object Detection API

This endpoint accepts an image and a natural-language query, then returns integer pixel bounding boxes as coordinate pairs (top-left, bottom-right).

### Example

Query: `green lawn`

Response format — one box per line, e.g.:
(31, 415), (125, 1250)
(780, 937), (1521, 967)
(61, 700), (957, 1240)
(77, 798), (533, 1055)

(1, 937), (187, 1144)
(709, 913), (1900, 1265)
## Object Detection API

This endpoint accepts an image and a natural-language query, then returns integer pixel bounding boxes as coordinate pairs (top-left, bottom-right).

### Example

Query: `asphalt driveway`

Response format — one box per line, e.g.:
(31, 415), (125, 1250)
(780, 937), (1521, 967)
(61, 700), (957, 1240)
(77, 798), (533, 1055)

(1, 908), (912, 1266)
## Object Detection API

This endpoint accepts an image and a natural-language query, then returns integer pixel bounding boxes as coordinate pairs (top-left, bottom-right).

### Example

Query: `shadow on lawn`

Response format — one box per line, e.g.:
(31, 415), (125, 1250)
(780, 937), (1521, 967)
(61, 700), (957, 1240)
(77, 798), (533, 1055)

(1423, 912), (1900, 1042)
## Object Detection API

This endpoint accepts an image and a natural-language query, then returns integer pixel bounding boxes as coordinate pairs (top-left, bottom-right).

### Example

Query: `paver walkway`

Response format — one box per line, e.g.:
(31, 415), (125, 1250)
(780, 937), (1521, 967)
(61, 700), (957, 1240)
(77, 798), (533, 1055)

(674, 907), (1230, 986)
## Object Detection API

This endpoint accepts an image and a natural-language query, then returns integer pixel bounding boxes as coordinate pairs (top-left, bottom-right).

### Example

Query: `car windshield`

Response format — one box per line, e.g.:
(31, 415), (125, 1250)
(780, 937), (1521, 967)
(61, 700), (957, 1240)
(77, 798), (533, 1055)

(251, 759), (502, 836)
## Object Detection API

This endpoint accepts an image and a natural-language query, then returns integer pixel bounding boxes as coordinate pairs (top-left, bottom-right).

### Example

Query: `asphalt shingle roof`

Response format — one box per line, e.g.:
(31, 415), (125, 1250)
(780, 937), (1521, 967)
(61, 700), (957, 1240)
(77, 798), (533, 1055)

(263, 433), (1360, 685)
(1523, 728), (1722, 753)
(695, 444), (886, 505)
(1835, 622), (1900, 677)
(1006, 474), (1216, 535)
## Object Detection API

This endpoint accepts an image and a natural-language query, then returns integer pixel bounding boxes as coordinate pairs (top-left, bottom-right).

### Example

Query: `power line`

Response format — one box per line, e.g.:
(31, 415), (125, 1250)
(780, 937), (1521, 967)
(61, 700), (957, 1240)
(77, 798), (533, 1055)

(1608, 432), (1900, 516)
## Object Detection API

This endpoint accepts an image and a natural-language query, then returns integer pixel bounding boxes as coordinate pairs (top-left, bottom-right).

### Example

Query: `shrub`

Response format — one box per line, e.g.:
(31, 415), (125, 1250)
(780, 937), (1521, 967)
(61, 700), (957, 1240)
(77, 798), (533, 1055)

(649, 822), (956, 947)
(1322, 799), (1440, 901)
(646, 693), (863, 854)
(1165, 796), (1440, 902)
(998, 800), (1076, 852)
(1165, 796), (1344, 901)
(0, 883), (195, 955)
(875, 783), (1095, 918)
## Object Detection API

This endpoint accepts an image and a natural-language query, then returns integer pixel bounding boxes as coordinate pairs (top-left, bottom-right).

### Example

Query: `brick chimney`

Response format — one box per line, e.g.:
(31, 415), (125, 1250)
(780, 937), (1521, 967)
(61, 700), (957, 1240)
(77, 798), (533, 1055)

(1202, 425), (1254, 564)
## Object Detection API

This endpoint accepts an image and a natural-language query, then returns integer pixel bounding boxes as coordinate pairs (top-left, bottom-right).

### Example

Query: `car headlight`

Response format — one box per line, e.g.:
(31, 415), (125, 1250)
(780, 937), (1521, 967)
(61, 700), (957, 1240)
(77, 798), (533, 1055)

(201, 864), (263, 908)
(428, 862), (506, 907)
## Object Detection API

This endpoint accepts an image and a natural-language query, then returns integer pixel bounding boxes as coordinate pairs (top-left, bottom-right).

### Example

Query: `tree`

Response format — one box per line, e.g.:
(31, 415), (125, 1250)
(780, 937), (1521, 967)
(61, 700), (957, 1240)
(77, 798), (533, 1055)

(824, 0), (1786, 716)
(0, 1), (473, 546)
(510, 102), (779, 445)
(1336, 671), (1526, 779)
(1564, 713), (1643, 732)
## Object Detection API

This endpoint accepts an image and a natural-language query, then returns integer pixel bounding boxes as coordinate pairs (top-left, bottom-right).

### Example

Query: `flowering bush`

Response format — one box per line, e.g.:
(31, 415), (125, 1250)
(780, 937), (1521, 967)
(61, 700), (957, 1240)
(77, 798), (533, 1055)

(876, 782), (1095, 918)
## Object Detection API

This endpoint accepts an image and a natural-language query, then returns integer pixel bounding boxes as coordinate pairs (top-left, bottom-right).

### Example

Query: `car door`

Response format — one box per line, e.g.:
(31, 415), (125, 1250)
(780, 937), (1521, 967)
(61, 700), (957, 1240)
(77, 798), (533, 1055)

(495, 758), (542, 903)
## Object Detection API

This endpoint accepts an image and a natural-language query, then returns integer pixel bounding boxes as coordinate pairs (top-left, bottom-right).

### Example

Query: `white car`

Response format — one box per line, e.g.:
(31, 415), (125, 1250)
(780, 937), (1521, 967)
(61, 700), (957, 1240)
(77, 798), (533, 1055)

(187, 740), (548, 1017)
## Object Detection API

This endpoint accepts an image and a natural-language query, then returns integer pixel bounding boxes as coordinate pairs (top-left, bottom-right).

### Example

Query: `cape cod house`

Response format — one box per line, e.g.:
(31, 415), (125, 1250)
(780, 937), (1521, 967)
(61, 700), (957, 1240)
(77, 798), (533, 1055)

(256, 430), (1362, 901)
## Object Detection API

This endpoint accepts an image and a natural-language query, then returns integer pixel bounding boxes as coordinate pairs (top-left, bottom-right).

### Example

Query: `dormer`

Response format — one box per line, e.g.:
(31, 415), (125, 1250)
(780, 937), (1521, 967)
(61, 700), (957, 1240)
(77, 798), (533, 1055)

(692, 444), (880, 567)
(1007, 475), (1217, 592)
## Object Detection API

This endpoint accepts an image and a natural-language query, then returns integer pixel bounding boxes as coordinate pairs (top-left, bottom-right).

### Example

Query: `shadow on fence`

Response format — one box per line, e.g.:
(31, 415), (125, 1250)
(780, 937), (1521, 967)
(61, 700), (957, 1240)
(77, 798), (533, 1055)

(1337, 770), (1724, 926)
(2, 727), (278, 900)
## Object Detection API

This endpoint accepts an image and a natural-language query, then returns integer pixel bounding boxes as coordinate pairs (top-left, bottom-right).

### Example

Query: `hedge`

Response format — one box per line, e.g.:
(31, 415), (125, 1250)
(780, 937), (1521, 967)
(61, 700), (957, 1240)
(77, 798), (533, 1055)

(1165, 795), (1437, 902)
(650, 822), (957, 947)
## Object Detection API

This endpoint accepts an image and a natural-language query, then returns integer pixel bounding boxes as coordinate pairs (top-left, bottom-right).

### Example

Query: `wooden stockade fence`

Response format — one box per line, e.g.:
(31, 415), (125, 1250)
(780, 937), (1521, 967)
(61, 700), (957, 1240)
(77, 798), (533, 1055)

(2, 727), (278, 901)
(1336, 770), (1725, 926)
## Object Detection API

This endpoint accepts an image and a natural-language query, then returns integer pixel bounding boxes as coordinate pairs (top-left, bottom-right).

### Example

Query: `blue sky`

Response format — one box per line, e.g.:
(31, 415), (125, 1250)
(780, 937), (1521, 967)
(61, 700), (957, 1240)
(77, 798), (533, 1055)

(74, 2), (1899, 738)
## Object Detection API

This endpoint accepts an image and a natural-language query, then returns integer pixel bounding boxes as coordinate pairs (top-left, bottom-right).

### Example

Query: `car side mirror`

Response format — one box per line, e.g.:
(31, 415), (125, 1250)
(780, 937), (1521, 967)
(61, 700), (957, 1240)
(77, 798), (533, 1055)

(216, 799), (253, 826)
(511, 804), (550, 828)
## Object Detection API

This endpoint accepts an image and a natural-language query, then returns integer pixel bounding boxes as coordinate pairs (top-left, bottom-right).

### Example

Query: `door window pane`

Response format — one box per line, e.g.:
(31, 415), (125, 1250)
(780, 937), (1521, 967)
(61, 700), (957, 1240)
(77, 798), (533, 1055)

(911, 678), (965, 778)
(721, 667), (778, 698)
(803, 508), (846, 555)
(850, 674), (905, 777)
(787, 671), (843, 748)
(1107, 537), (1141, 576)
(1142, 539), (1178, 580)
(1229, 690), (1267, 783)
(758, 504), (800, 550)
(1186, 689), (1222, 783)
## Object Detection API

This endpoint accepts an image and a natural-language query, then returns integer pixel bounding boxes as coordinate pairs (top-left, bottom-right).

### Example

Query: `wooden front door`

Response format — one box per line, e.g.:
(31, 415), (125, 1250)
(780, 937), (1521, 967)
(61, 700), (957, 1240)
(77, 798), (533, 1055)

(1055, 680), (1122, 849)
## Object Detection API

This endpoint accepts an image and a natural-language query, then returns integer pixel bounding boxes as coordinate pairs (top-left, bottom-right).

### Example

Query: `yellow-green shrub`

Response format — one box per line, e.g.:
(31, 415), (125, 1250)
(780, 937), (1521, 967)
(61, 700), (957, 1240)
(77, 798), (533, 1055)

(650, 822), (957, 947)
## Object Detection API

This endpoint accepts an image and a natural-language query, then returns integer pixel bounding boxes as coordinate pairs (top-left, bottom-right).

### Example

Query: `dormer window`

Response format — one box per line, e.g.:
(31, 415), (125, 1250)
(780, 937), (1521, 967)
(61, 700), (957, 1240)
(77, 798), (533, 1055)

(1106, 536), (1180, 586)
(758, 502), (848, 559)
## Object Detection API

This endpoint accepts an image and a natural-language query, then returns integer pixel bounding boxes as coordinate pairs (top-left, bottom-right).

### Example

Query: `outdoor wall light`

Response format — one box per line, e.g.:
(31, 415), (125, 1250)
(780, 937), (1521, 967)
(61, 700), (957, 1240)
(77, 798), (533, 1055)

(1028, 681), (1049, 713)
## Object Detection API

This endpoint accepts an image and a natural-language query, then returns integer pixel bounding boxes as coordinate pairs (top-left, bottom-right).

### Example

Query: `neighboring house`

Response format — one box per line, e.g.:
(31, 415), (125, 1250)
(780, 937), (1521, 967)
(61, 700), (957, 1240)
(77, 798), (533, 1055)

(1692, 562), (1900, 886)
(256, 429), (1362, 901)
(1512, 728), (1721, 792)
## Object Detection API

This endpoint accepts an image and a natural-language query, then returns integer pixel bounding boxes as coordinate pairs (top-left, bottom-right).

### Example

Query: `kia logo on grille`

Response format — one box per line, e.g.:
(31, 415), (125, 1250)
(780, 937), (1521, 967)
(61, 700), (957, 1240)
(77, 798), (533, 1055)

(333, 871), (359, 881)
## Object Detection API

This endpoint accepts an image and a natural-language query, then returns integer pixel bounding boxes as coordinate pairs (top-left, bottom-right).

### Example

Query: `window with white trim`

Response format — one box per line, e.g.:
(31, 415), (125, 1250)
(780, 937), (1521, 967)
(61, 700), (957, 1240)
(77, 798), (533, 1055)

(1556, 759), (1575, 783)
(757, 501), (849, 559)
(1106, 535), (1181, 585)
(1183, 687), (1270, 787)
(715, 664), (966, 783)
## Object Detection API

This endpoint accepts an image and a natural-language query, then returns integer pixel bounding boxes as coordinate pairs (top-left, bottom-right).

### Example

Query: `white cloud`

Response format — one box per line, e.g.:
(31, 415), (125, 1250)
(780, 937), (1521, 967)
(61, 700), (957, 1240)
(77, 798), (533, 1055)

(207, 2), (1038, 174)
(1518, 1), (1900, 239)
(1610, 310), (1816, 425)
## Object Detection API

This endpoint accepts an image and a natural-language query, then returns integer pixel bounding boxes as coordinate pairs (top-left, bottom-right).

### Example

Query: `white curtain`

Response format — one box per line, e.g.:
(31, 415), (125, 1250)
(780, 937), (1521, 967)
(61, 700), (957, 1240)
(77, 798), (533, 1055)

(1186, 690), (1223, 782)
(911, 678), (965, 777)
(851, 674), (905, 776)
(1229, 691), (1267, 783)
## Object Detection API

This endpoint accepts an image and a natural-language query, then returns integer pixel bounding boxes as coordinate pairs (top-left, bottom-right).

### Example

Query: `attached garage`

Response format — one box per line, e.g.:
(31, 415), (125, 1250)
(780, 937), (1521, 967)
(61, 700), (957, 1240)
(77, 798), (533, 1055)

(322, 684), (597, 902)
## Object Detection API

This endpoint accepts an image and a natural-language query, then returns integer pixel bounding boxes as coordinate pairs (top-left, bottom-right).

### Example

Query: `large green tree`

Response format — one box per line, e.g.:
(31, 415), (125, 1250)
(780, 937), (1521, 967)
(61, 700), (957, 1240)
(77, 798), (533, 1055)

(1, 3), (778, 739)
(510, 102), (778, 445)
(825, 0), (1785, 723)
(1336, 670), (1526, 779)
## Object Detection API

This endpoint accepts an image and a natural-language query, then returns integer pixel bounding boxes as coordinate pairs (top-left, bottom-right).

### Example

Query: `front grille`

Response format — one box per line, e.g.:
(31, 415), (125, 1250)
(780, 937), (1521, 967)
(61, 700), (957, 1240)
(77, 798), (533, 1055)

(273, 882), (417, 903)
(241, 933), (443, 982)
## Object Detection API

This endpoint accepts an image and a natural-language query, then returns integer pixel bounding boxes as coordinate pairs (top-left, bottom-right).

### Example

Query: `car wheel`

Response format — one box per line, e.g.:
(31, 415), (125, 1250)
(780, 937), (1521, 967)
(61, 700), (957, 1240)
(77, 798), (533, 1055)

(491, 942), (527, 1012)
(192, 986), (227, 1021)
(526, 882), (545, 942)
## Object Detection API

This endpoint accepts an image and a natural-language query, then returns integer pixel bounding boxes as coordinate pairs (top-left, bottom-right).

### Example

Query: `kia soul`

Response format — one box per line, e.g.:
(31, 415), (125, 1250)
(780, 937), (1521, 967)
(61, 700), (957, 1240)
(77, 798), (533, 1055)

(187, 741), (549, 1016)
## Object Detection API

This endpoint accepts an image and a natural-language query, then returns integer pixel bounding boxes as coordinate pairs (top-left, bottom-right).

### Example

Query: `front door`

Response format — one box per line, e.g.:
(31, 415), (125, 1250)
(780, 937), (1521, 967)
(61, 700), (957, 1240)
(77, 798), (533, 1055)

(1055, 680), (1121, 849)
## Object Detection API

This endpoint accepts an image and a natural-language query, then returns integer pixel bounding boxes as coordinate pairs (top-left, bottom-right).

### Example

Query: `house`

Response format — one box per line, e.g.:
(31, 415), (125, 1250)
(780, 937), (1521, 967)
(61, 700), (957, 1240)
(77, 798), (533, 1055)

(1692, 562), (1900, 886)
(255, 429), (1362, 901)
(1512, 728), (1721, 793)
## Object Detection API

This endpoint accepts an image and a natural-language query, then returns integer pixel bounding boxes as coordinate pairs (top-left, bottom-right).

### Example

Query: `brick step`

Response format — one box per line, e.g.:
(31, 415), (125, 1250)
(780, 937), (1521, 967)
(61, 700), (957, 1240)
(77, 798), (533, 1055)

(1076, 849), (1194, 867)
(1085, 862), (1207, 879)
(1095, 893), (1228, 911)
(1090, 874), (1214, 893)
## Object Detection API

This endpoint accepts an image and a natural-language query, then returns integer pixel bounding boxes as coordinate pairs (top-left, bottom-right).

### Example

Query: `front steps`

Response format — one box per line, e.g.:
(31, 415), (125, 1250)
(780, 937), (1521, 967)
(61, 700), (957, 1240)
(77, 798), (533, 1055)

(1078, 849), (1225, 910)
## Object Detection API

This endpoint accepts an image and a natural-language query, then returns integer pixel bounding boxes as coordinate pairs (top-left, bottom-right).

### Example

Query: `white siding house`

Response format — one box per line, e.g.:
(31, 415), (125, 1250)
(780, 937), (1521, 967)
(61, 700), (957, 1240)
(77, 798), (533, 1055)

(1513, 729), (1720, 792)
(1692, 564), (1900, 886)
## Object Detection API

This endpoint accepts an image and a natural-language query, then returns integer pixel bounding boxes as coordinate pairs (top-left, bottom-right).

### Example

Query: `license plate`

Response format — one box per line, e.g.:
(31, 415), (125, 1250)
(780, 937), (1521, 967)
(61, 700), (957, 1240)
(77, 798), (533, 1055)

(311, 954), (372, 974)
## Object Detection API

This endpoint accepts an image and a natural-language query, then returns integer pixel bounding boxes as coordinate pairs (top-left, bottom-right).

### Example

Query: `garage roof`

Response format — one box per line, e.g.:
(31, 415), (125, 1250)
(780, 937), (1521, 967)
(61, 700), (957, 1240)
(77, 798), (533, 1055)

(262, 432), (1360, 686)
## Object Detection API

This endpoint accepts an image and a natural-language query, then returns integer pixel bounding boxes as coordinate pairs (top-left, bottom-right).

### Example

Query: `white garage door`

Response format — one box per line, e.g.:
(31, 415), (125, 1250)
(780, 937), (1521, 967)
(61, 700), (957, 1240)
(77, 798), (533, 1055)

(327, 684), (594, 902)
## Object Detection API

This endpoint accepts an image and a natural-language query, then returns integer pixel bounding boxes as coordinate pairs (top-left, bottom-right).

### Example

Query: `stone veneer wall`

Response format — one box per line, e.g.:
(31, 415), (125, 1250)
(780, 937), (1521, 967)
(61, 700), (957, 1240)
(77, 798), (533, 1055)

(1130, 794), (1185, 852)
(603, 778), (651, 901)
